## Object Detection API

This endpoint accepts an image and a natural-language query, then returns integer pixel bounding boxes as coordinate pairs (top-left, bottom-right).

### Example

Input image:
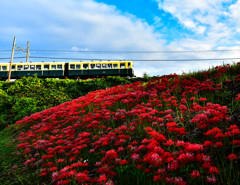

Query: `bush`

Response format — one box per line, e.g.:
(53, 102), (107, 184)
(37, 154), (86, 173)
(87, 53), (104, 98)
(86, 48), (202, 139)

(0, 90), (13, 129)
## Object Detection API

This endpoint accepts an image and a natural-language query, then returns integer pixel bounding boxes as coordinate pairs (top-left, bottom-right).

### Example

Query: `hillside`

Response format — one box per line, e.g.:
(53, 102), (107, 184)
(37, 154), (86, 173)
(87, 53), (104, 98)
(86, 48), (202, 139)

(0, 63), (240, 185)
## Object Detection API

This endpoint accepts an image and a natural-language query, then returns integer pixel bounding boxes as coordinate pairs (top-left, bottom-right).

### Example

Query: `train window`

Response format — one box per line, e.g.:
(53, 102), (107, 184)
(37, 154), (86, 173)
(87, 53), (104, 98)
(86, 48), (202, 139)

(12, 65), (16, 70)
(51, 65), (56, 70)
(90, 64), (95, 69)
(120, 63), (125, 68)
(57, 65), (62, 70)
(2, 66), (7, 71)
(30, 65), (35, 70)
(113, 64), (118, 68)
(83, 64), (88, 69)
(70, 64), (75, 69)
(36, 65), (41, 70)
(108, 64), (112, 68)
(0, 66), (1, 70)
(96, 64), (101, 69)
(102, 64), (106, 68)
(24, 65), (29, 70)
(128, 62), (131, 68)
(76, 64), (81, 69)
(44, 65), (49, 70)
(18, 65), (23, 70)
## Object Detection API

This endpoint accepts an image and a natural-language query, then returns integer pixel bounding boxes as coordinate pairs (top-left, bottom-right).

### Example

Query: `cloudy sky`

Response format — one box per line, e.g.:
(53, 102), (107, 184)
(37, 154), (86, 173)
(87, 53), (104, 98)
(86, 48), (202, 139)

(1, 0), (240, 76)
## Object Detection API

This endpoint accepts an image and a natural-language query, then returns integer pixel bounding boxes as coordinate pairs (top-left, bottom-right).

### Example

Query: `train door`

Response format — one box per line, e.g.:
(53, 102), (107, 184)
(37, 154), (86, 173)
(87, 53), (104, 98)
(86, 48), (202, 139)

(64, 63), (69, 78)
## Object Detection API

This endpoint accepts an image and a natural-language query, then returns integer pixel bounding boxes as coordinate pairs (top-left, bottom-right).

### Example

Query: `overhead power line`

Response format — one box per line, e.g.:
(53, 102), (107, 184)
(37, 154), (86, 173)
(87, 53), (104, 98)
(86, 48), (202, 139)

(1, 56), (240, 61)
(28, 56), (240, 61)
(28, 49), (240, 53)
(0, 57), (25, 60)
(2, 49), (240, 53)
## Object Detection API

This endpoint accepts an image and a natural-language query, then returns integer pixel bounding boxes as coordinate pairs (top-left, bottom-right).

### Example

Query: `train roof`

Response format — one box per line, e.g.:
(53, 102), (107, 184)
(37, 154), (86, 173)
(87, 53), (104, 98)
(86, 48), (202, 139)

(0, 61), (65, 65)
(0, 60), (133, 65)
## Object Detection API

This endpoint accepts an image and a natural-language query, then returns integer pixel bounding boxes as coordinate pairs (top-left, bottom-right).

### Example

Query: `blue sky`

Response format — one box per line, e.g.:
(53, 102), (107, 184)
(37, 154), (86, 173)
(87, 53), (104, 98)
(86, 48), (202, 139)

(1, 0), (240, 76)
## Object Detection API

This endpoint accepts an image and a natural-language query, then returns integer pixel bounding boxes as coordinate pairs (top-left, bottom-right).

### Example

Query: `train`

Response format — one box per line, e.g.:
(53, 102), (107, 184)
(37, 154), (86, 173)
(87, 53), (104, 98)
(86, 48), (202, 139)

(0, 60), (134, 80)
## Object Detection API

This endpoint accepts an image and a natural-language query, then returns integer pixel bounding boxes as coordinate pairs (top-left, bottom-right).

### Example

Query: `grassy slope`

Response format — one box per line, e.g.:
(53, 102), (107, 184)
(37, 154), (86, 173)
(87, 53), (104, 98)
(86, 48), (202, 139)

(0, 63), (239, 185)
(0, 76), (151, 185)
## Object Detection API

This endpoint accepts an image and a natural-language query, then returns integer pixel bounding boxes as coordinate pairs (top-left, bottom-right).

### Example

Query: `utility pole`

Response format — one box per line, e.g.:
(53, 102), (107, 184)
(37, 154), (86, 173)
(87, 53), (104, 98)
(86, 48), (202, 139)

(26, 41), (29, 63)
(8, 36), (16, 82)
(8, 37), (30, 81)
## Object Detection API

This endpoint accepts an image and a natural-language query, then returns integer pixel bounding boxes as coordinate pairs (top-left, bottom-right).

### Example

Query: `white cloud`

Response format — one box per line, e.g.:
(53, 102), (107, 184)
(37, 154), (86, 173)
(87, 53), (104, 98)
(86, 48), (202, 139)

(153, 16), (163, 27)
(71, 47), (89, 51)
(229, 0), (240, 22)
(0, 0), (165, 51)
(155, 0), (234, 36)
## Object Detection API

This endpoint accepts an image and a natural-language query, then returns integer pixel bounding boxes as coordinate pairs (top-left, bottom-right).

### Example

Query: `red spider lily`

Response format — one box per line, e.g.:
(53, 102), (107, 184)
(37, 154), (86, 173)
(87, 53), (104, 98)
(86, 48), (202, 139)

(75, 172), (90, 183)
(206, 175), (217, 184)
(98, 174), (107, 183)
(227, 154), (237, 161)
(184, 143), (203, 152)
(199, 97), (207, 101)
(232, 140), (240, 145)
(144, 152), (163, 167)
(236, 93), (240, 101)
(103, 150), (118, 161)
(153, 174), (162, 181)
(214, 142), (223, 148)
(14, 65), (240, 184)
(191, 170), (200, 179)
(203, 141), (213, 148)
(209, 166), (219, 174)
(147, 130), (166, 143)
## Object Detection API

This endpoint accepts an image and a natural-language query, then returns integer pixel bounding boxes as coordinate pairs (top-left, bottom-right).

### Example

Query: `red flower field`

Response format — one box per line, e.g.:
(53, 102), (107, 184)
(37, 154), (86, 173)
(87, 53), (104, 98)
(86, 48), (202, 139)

(14, 64), (240, 184)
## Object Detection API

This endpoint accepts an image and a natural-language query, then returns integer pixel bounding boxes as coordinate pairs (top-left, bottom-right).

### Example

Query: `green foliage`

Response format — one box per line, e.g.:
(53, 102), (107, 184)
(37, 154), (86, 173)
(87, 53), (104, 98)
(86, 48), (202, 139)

(11, 97), (39, 121)
(0, 90), (13, 130)
(142, 72), (151, 80)
(0, 76), (151, 130)
(0, 77), (71, 129)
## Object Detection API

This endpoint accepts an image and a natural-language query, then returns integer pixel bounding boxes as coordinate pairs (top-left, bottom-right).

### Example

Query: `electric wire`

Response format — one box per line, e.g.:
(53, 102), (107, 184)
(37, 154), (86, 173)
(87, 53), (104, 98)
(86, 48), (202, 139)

(1, 49), (240, 53)
(0, 56), (240, 62)
(28, 56), (240, 61)
(29, 49), (240, 53)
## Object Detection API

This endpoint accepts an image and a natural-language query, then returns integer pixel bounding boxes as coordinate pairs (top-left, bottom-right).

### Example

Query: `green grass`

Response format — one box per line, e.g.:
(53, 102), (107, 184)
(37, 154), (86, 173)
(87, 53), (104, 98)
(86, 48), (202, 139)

(0, 126), (40, 185)
(0, 126), (21, 185)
